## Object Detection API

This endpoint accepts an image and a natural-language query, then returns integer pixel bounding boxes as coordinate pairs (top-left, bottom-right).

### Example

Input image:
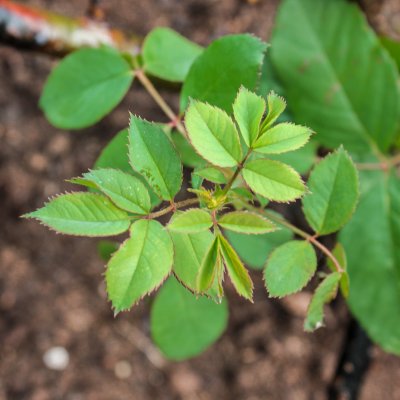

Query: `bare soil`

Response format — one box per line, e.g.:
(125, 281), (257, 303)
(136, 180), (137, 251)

(1, 1), (400, 399)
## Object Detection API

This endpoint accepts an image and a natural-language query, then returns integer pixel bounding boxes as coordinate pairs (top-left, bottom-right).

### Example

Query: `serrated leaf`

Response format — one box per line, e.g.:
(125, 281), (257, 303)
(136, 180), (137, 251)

(254, 123), (312, 154)
(71, 169), (151, 215)
(304, 272), (341, 332)
(340, 170), (400, 355)
(181, 34), (267, 112)
(106, 220), (173, 312)
(142, 27), (202, 82)
(168, 209), (213, 233)
(24, 193), (131, 236)
(94, 129), (161, 208)
(197, 236), (220, 292)
(327, 243), (349, 298)
(264, 240), (317, 297)
(260, 91), (287, 130)
(243, 159), (306, 202)
(218, 211), (276, 234)
(150, 277), (228, 360)
(194, 167), (228, 184)
(185, 101), (242, 167)
(271, 0), (400, 156)
(219, 234), (253, 301)
(40, 47), (133, 129)
(233, 86), (266, 147)
(170, 230), (220, 300)
(225, 212), (293, 270)
(129, 115), (182, 200)
(302, 148), (359, 235)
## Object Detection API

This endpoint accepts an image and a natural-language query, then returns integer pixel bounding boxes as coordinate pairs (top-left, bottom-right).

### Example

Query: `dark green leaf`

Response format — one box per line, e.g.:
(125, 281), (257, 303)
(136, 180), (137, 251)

(40, 47), (133, 129)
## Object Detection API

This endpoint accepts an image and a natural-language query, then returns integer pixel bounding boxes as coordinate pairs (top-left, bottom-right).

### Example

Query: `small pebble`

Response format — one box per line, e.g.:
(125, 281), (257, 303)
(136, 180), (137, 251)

(114, 360), (132, 379)
(43, 346), (70, 371)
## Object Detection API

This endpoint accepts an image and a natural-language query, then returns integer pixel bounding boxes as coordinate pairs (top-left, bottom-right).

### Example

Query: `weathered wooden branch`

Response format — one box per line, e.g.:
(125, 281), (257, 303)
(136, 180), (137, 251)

(0, 0), (141, 56)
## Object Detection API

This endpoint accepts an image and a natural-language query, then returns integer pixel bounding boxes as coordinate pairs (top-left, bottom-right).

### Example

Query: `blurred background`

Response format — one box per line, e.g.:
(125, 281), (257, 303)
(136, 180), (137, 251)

(1, 0), (400, 399)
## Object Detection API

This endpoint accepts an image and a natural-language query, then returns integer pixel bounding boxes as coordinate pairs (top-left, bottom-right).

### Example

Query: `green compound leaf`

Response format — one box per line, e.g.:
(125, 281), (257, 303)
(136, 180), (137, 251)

(106, 220), (173, 312)
(95, 129), (131, 172)
(142, 27), (202, 82)
(327, 243), (350, 298)
(150, 277), (228, 361)
(170, 231), (220, 299)
(340, 170), (400, 355)
(194, 167), (228, 184)
(129, 115), (182, 200)
(24, 192), (131, 236)
(94, 129), (161, 208)
(181, 34), (267, 112)
(40, 47), (133, 129)
(381, 36), (400, 71)
(197, 236), (220, 292)
(271, 0), (400, 157)
(171, 132), (205, 169)
(97, 240), (118, 261)
(71, 169), (151, 215)
(233, 86), (266, 147)
(185, 101), (242, 167)
(243, 159), (306, 202)
(264, 240), (317, 298)
(168, 209), (213, 234)
(261, 91), (287, 130)
(302, 148), (359, 235)
(219, 234), (254, 301)
(304, 272), (341, 332)
(218, 211), (276, 234)
(254, 123), (312, 154)
(225, 211), (293, 270)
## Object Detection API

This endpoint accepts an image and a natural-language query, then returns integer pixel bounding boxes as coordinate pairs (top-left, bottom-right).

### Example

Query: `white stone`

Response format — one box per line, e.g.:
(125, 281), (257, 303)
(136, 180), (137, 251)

(43, 346), (70, 371)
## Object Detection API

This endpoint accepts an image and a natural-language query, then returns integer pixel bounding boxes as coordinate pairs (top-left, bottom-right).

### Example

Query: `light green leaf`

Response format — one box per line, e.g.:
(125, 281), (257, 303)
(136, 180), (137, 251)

(168, 209), (212, 233)
(254, 123), (312, 154)
(151, 277), (228, 360)
(197, 236), (220, 292)
(194, 167), (228, 184)
(304, 272), (341, 331)
(129, 115), (182, 200)
(264, 240), (317, 297)
(218, 211), (276, 234)
(40, 47), (133, 129)
(260, 91), (287, 130)
(302, 148), (359, 235)
(170, 231), (220, 299)
(185, 101), (242, 167)
(224, 211), (293, 270)
(381, 36), (400, 71)
(94, 129), (161, 208)
(271, 0), (400, 157)
(106, 220), (173, 312)
(142, 27), (202, 82)
(24, 193), (131, 236)
(340, 170), (400, 355)
(327, 243), (349, 298)
(233, 86), (266, 147)
(243, 159), (306, 202)
(219, 234), (254, 301)
(71, 169), (151, 214)
(181, 34), (267, 112)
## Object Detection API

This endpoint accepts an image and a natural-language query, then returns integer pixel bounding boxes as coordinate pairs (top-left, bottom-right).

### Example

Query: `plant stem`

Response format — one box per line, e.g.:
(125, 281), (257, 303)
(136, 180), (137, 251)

(356, 152), (400, 171)
(144, 197), (199, 220)
(221, 149), (252, 196)
(239, 201), (344, 274)
(135, 69), (187, 138)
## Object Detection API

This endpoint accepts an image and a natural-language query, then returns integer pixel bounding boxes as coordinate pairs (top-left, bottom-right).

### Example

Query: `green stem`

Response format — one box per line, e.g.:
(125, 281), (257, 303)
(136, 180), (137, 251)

(144, 197), (199, 220)
(221, 149), (252, 196)
(135, 69), (187, 138)
(240, 201), (344, 274)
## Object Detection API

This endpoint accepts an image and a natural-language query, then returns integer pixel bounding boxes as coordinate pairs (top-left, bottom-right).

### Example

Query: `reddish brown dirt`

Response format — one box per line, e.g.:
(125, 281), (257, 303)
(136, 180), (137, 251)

(1, 1), (400, 399)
